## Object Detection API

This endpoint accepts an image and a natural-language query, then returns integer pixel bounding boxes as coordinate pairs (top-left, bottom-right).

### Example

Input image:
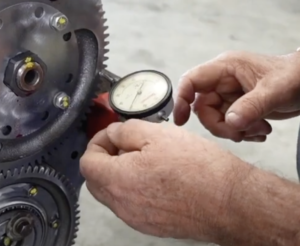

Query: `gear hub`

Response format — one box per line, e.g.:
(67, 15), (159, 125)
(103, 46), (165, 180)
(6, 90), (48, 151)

(3, 51), (47, 97)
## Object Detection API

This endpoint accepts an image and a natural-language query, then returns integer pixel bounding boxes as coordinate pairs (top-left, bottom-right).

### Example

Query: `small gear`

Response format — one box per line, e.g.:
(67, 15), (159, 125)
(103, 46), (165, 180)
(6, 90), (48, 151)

(0, 165), (79, 246)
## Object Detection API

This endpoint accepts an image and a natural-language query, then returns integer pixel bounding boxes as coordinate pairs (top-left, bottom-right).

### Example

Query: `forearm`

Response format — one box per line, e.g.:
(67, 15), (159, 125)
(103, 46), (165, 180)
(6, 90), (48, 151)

(215, 164), (300, 246)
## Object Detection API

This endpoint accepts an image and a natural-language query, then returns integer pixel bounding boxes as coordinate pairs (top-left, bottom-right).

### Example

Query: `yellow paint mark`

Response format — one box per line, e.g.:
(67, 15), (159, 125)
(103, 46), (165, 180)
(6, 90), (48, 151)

(58, 17), (66, 25)
(62, 97), (69, 108)
(29, 187), (38, 196)
(52, 222), (59, 228)
(26, 62), (35, 69)
(25, 57), (32, 63)
(3, 237), (11, 246)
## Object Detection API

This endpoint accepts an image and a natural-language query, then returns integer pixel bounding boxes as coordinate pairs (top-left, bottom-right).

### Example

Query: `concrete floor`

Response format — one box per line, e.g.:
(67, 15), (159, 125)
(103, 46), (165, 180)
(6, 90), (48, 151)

(76, 0), (300, 245)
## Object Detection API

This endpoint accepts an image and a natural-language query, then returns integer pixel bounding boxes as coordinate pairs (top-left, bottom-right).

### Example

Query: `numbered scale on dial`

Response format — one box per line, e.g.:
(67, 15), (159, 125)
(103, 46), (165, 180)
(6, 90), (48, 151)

(109, 70), (174, 123)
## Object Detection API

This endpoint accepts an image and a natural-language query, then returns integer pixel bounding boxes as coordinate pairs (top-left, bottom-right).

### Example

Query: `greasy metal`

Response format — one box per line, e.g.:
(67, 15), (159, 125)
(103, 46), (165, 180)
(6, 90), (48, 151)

(0, 0), (108, 140)
(3, 50), (47, 97)
(0, 165), (79, 246)
(6, 213), (34, 241)
(16, 62), (44, 92)
(0, 0), (110, 245)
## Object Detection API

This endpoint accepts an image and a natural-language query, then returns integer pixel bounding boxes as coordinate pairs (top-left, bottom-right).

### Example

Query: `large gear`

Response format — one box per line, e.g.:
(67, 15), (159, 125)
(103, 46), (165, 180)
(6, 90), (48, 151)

(0, 0), (111, 245)
(0, 165), (79, 246)
(0, 0), (109, 162)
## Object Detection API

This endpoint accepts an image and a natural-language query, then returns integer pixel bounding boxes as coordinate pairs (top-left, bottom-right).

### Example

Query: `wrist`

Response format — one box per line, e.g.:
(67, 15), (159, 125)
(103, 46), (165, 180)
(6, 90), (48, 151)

(189, 156), (253, 243)
(214, 163), (300, 246)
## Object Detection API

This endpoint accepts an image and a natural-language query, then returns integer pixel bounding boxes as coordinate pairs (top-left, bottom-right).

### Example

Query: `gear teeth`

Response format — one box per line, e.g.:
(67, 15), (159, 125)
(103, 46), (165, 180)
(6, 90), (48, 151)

(6, 170), (12, 178)
(0, 165), (80, 246)
(13, 168), (19, 177)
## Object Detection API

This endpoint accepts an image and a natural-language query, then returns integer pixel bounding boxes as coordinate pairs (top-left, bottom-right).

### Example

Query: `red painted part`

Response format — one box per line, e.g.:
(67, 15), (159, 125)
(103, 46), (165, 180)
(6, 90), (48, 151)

(86, 93), (119, 139)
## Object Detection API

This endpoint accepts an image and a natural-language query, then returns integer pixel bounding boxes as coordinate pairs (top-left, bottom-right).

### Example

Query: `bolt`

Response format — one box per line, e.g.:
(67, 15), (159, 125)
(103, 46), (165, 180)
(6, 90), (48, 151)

(15, 220), (33, 238)
(53, 92), (71, 110)
(50, 13), (68, 31)
(28, 187), (38, 196)
(50, 220), (59, 229)
(2, 237), (11, 246)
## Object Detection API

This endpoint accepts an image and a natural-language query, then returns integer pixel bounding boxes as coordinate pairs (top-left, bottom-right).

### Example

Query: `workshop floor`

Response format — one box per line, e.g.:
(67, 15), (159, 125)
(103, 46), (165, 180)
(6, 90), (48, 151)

(76, 0), (300, 245)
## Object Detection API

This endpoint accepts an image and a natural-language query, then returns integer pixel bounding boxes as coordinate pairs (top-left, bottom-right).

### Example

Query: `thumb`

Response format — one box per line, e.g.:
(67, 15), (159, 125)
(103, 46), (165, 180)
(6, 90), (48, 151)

(225, 84), (279, 130)
(106, 119), (160, 151)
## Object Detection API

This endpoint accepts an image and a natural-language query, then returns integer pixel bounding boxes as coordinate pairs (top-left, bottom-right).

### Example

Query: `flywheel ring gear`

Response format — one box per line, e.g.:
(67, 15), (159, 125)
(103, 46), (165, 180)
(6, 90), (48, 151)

(0, 0), (109, 162)
(0, 165), (79, 246)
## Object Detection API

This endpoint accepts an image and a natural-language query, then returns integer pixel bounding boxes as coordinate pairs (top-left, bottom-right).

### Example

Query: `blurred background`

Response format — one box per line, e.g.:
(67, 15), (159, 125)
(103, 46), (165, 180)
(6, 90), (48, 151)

(76, 0), (300, 245)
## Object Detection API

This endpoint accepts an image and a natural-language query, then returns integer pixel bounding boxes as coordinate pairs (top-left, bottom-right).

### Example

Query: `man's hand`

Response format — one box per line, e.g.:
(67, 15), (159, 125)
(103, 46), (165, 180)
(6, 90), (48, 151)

(174, 51), (300, 142)
(81, 119), (300, 246)
(80, 119), (248, 242)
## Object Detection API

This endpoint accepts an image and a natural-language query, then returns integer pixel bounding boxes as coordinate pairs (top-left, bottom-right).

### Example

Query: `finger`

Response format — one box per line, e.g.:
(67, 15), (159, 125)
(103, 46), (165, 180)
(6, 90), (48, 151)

(243, 135), (267, 142)
(193, 92), (244, 142)
(174, 61), (226, 126)
(225, 82), (281, 130)
(266, 110), (300, 120)
(87, 128), (118, 155)
(80, 150), (119, 187)
(244, 120), (272, 137)
(106, 120), (161, 151)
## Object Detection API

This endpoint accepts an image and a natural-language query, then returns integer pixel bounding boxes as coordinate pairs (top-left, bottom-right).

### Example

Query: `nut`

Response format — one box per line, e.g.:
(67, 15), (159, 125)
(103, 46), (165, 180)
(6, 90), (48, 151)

(50, 13), (68, 31)
(3, 51), (47, 97)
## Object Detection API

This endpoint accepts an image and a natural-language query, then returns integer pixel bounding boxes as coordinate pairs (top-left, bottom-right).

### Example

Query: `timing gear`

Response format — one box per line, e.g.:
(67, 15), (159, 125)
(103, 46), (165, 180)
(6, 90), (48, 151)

(0, 0), (111, 245)
(0, 165), (79, 246)
(0, 0), (109, 162)
(0, 0), (172, 246)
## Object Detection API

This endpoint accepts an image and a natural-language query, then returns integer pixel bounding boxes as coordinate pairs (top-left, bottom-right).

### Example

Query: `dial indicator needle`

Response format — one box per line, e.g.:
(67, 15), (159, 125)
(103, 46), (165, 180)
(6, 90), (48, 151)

(130, 82), (145, 110)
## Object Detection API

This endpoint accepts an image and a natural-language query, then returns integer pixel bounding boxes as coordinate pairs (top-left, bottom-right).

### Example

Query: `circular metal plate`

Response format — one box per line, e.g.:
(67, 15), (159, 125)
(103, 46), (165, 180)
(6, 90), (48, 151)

(0, 0), (106, 139)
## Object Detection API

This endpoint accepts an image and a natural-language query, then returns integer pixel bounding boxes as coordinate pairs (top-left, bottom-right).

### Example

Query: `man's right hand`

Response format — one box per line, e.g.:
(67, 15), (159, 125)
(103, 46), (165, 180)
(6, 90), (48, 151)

(173, 51), (300, 142)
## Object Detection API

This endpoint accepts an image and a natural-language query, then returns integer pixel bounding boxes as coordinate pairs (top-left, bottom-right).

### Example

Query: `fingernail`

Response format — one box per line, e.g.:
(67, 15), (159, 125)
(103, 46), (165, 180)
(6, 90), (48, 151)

(226, 112), (246, 129)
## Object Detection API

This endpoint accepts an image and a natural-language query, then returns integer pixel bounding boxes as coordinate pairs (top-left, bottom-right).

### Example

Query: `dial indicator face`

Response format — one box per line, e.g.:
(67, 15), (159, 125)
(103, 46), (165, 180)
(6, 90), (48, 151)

(111, 71), (170, 113)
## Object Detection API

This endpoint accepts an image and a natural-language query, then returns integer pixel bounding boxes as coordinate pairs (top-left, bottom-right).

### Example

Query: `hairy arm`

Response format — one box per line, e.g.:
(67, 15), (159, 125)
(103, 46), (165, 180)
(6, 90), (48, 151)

(212, 165), (300, 246)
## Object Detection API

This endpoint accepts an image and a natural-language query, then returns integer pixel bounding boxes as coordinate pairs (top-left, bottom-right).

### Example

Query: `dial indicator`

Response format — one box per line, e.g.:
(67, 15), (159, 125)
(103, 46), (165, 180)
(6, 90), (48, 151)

(109, 70), (173, 122)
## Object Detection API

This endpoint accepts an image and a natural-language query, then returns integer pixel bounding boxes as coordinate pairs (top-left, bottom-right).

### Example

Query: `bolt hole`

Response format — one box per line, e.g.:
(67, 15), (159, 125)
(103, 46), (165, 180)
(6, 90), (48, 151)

(41, 111), (49, 121)
(24, 69), (39, 86)
(71, 151), (79, 159)
(34, 7), (44, 18)
(66, 73), (73, 83)
(2, 126), (12, 136)
(63, 32), (72, 41)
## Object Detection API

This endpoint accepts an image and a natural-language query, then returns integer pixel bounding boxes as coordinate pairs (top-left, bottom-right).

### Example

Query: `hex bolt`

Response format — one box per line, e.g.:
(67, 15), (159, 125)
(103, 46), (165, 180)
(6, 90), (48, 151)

(50, 13), (68, 31)
(53, 92), (71, 110)
(50, 220), (59, 229)
(28, 187), (38, 196)
(2, 237), (11, 246)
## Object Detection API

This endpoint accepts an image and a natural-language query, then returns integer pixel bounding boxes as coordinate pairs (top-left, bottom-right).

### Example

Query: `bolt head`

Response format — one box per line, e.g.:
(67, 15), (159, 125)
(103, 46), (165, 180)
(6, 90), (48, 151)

(51, 220), (59, 229)
(3, 51), (47, 97)
(2, 237), (11, 246)
(28, 187), (38, 196)
(54, 92), (70, 110)
(51, 14), (68, 31)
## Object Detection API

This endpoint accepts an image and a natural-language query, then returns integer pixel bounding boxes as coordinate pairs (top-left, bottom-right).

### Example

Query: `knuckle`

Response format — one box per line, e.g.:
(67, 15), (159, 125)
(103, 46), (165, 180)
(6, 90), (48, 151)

(242, 97), (263, 116)
(210, 128), (223, 138)
(125, 118), (140, 126)
(79, 155), (91, 178)
(216, 50), (239, 61)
